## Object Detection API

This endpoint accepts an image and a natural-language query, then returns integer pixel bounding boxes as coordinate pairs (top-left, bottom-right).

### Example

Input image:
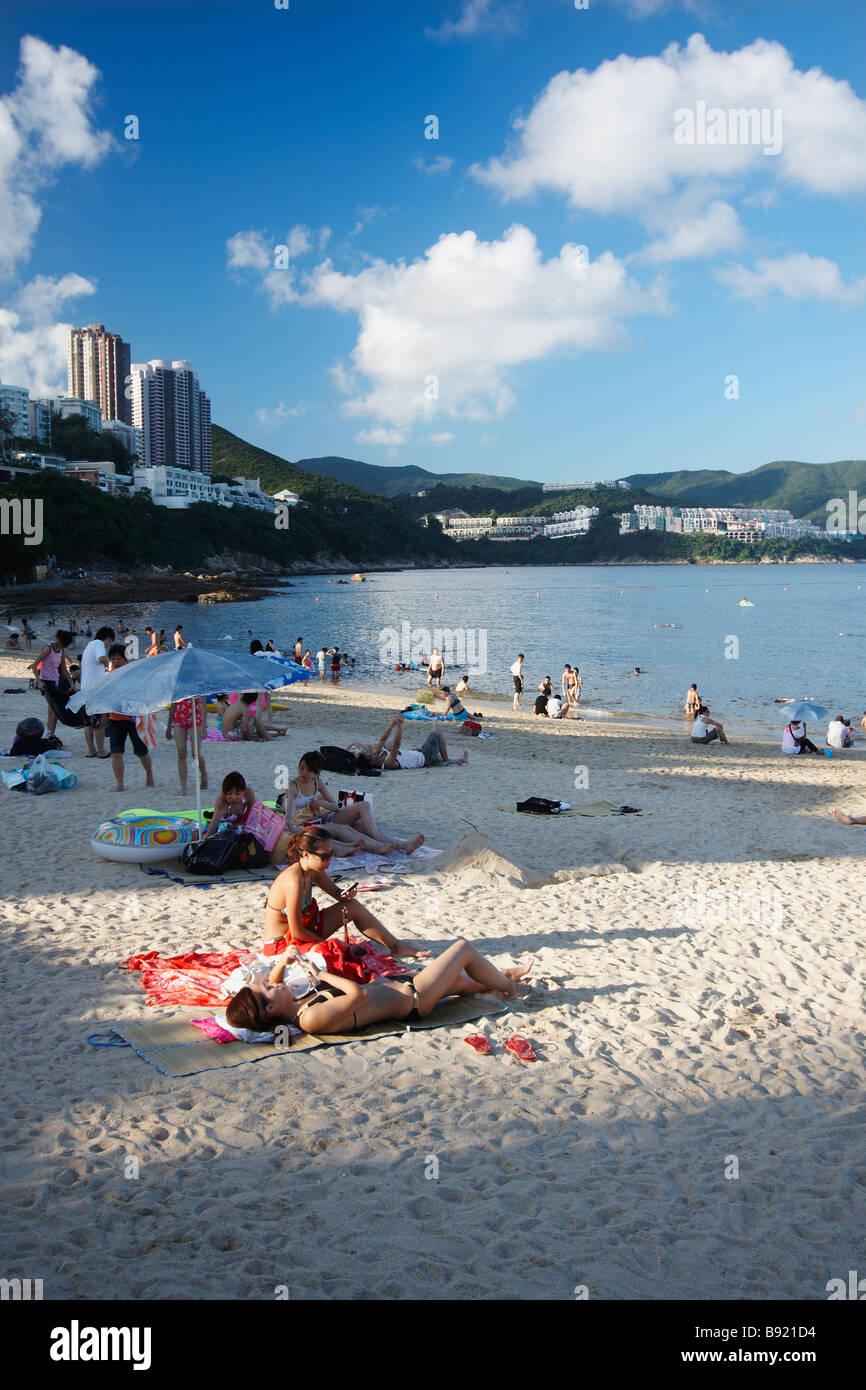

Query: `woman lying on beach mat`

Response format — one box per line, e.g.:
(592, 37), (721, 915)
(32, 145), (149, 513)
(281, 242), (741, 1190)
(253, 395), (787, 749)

(263, 826), (430, 960)
(227, 938), (533, 1037)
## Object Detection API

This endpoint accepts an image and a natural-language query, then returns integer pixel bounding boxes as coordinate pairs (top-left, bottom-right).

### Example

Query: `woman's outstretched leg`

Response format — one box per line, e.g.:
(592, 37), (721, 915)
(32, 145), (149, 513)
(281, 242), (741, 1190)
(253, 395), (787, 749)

(411, 939), (531, 1015)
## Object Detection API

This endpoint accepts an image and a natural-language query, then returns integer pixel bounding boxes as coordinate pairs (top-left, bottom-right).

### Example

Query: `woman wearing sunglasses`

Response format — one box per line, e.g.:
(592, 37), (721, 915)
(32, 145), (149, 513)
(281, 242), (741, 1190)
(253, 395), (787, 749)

(263, 826), (429, 960)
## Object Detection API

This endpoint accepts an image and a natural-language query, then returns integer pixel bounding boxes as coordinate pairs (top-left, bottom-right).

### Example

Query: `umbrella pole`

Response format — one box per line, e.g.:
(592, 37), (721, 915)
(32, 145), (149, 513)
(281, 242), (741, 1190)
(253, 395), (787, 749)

(192, 704), (203, 835)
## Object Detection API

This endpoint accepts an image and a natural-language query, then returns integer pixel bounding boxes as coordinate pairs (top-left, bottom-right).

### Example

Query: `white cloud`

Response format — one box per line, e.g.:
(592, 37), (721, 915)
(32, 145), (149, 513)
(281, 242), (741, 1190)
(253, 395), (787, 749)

(426, 0), (519, 43)
(254, 401), (307, 427)
(639, 198), (742, 263)
(14, 272), (96, 322)
(355, 427), (408, 447)
(715, 253), (866, 307)
(427, 432), (456, 446)
(0, 36), (114, 278)
(0, 272), (97, 394)
(350, 205), (398, 238)
(612, 0), (710, 16)
(413, 155), (455, 175)
(226, 230), (271, 272)
(306, 224), (668, 430)
(471, 34), (866, 232)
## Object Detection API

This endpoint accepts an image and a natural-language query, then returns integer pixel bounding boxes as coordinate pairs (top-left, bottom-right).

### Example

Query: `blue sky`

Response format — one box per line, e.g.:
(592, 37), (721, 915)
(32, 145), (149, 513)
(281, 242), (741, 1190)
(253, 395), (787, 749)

(0, 0), (864, 484)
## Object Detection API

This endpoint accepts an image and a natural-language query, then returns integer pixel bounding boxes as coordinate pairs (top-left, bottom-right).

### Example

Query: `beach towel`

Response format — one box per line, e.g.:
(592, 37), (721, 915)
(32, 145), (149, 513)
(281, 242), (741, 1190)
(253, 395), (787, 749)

(122, 950), (253, 1006)
(99, 998), (509, 1076)
(136, 713), (160, 751)
(328, 845), (442, 875)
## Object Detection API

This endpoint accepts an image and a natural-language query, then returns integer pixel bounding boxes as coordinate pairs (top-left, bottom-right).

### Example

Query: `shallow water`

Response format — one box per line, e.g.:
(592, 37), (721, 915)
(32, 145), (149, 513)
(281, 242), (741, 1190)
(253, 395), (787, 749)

(53, 563), (866, 735)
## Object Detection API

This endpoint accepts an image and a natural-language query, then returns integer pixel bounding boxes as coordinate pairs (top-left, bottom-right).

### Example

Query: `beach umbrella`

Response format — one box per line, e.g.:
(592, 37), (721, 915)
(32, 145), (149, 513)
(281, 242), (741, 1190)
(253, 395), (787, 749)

(780, 701), (828, 723)
(68, 648), (310, 831)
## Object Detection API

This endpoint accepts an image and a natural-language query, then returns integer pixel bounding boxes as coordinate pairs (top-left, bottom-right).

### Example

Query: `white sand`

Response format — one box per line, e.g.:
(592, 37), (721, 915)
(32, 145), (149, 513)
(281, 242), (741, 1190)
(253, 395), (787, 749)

(1, 652), (863, 1299)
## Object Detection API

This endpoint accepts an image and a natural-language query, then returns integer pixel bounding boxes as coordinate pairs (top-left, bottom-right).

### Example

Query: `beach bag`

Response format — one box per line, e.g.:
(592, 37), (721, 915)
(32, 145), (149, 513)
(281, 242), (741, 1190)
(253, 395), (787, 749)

(338, 789), (365, 806)
(182, 824), (236, 875)
(245, 800), (285, 851)
(231, 831), (267, 869)
(516, 796), (563, 815)
(25, 755), (77, 795)
(461, 720), (482, 736)
(319, 745), (358, 775)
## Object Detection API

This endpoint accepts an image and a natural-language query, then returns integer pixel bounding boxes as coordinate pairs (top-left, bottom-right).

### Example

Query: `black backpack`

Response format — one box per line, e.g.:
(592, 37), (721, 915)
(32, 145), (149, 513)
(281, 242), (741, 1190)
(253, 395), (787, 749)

(516, 796), (563, 815)
(182, 823), (237, 874)
(319, 745), (359, 775)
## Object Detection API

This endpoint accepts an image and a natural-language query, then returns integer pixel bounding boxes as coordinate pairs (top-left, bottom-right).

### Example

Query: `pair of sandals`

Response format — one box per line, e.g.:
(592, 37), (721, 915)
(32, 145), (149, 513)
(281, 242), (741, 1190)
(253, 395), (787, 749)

(465, 1033), (537, 1062)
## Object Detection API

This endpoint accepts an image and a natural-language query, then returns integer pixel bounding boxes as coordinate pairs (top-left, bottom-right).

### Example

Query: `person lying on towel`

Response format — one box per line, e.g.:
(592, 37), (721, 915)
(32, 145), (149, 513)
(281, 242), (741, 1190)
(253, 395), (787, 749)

(227, 938), (533, 1038)
(263, 826), (429, 960)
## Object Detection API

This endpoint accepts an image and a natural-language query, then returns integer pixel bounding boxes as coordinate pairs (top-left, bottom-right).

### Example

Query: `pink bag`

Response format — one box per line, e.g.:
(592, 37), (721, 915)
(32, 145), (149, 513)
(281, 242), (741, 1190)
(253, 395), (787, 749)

(244, 800), (284, 851)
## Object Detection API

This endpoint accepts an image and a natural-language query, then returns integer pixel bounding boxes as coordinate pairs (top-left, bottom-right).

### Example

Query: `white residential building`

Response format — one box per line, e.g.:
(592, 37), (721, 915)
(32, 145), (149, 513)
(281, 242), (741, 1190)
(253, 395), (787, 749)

(133, 465), (276, 511)
(130, 360), (212, 475)
(273, 488), (301, 506)
(543, 480), (630, 492)
(102, 418), (142, 459)
(0, 382), (30, 436)
(619, 504), (827, 542)
(67, 324), (132, 424)
(51, 395), (103, 432)
(543, 506), (600, 538)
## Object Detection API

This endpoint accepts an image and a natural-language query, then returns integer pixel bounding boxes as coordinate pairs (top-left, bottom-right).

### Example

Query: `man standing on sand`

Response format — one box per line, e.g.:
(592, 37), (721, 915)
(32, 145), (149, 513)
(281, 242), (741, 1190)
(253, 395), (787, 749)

(80, 624), (115, 757)
(106, 643), (155, 792)
(510, 654), (525, 710)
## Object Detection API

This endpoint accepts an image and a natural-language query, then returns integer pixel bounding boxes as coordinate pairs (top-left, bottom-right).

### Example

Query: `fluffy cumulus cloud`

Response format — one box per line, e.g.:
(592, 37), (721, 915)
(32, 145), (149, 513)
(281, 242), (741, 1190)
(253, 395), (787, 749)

(302, 224), (667, 430)
(413, 155), (455, 176)
(471, 34), (866, 256)
(425, 0), (520, 43)
(0, 36), (113, 278)
(427, 432), (456, 446)
(0, 272), (97, 394)
(254, 401), (307, 427)
(715, 254), (866, 307)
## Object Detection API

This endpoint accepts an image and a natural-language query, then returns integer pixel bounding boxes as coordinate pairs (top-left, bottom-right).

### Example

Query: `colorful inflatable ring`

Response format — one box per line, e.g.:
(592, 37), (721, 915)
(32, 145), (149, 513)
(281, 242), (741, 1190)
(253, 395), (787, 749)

(91, 813), (197, 863)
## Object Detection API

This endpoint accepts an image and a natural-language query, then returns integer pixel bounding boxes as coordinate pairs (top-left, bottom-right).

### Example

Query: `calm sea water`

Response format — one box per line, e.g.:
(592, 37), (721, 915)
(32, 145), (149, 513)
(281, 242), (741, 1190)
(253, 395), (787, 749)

(67, 564), (866, 736)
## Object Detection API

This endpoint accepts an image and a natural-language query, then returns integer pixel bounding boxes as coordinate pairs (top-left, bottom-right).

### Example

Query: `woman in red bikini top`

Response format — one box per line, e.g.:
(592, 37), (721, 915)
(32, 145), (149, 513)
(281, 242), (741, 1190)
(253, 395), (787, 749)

(263, 826), (429, 961)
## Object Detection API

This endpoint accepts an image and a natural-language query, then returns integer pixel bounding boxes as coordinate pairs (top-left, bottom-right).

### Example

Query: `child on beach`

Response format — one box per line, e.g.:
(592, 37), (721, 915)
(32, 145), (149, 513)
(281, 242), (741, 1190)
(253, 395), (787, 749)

(166, 697), (208, 796)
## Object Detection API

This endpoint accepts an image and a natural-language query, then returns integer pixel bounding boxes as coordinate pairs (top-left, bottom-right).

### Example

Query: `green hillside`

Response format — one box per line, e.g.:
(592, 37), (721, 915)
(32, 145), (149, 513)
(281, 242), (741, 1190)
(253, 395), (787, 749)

(626, 460), (866, 523)
(293, 454), (540, 498)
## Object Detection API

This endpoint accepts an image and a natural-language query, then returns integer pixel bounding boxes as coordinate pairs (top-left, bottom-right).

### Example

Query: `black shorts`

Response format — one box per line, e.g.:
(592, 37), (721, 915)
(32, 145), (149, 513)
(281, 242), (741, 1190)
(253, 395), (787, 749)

(513, 675), (523, 693)
(109, 720), (148, 757)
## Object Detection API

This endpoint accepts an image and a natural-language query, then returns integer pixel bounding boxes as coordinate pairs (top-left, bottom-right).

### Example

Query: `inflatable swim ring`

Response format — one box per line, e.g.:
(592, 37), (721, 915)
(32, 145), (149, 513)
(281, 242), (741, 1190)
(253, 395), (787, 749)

(91, 813), (197, 863)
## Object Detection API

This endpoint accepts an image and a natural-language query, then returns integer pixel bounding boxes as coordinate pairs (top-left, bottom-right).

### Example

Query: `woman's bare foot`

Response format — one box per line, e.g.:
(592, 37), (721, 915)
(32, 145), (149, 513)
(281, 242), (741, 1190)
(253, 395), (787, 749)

(834, 808), (859, 824)
(404, 833), (425, 854)
(500, 961), (534, 998)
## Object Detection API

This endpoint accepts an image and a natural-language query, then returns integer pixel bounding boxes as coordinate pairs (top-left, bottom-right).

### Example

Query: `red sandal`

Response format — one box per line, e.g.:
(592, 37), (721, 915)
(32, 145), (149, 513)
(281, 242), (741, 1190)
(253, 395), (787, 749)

(505, 1035), (537, 1062)
(464, 1034), (493, 1055)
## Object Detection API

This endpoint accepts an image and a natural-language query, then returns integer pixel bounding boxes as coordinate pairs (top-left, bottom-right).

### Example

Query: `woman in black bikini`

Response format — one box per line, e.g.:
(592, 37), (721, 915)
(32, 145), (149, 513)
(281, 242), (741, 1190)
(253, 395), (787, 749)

(227, 938), (533, 1037)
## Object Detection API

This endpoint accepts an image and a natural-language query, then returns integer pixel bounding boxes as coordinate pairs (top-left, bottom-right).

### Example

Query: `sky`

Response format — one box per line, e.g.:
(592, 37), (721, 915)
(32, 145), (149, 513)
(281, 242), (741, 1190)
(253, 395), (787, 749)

(0, 0), (864, 485)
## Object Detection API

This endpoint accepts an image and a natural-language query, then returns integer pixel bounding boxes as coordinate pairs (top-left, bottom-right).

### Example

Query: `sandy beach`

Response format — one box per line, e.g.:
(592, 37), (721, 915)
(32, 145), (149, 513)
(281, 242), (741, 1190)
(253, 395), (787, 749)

(1, 651), (863, 1301)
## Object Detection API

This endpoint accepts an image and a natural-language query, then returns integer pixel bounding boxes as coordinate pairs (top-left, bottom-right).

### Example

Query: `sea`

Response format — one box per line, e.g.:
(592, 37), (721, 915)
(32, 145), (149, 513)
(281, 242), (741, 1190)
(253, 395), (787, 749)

(49, 564), (866, 737)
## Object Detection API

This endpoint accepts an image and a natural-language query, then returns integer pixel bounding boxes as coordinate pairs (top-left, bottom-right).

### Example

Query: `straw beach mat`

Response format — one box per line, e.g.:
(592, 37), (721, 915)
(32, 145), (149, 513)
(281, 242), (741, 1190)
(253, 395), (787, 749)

(103, 999), (508, 1077)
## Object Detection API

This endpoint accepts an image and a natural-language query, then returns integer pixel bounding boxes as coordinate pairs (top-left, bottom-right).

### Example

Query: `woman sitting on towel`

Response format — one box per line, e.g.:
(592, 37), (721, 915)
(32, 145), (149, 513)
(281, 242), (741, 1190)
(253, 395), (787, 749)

(263, 826), (430, 960)
(282, 751), (425, 856)
(227, 936), (533, 1037)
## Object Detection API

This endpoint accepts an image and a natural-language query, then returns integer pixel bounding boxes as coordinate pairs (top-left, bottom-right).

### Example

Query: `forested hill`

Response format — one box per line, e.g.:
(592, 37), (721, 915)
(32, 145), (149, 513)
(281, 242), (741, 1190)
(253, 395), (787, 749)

(293, 454), (538, 497)
(625, 460), (866, 524)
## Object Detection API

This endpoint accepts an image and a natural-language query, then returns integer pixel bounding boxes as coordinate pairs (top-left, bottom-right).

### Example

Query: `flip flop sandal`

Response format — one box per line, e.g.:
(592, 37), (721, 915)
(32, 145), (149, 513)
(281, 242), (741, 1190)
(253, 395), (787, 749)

(464, 1034), (493, 1055)
(505, 1035), (537, 1062)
